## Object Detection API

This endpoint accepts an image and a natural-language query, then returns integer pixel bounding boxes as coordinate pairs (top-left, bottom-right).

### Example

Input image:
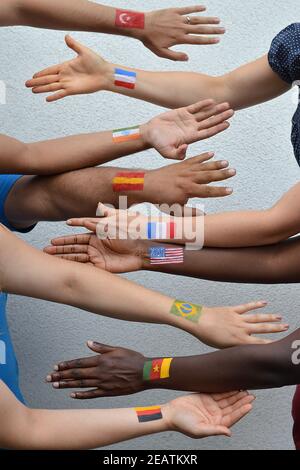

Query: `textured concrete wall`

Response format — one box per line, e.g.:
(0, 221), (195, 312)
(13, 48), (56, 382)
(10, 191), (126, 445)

(1, 0), (300, 451)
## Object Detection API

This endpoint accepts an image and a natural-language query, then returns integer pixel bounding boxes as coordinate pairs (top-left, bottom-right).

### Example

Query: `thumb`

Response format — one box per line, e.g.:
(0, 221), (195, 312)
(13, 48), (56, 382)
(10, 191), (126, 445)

(159, 48), (189, 62)
(96, 202), (117, 218)
(65, 34), (84, 55)
(87, 341), (115, 354)
(199, 425), (232, 438)
(176, 144), (188, 160)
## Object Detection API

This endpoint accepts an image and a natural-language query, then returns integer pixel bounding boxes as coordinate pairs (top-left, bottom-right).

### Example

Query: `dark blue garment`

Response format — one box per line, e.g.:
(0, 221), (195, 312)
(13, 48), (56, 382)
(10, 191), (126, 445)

(268, 23), (300, 166)
(0, 174), (35, 404)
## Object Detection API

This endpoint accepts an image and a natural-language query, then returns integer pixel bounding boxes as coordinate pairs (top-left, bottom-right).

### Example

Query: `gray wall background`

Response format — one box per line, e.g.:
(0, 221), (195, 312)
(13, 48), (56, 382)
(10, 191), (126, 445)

(1, 0), (300, 451)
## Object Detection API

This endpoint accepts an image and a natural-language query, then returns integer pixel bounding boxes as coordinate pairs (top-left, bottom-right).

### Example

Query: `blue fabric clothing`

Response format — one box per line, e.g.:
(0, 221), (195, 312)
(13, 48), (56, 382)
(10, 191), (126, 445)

(268, 23), (300, 166)
(0, 174), (35, 404)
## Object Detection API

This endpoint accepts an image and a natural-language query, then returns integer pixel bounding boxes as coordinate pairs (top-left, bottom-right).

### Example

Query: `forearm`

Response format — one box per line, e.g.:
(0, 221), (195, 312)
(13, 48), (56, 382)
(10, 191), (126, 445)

(5, 0), (131, 36)
(145, 329), (300, 394)
(1, 129), (149, 176)
(102, 55), (290, 110)
(104, 61), (225, 109)
(0, 383), (168, 450)
(0, 227), (200, 338)
(141, 235), (300, 284)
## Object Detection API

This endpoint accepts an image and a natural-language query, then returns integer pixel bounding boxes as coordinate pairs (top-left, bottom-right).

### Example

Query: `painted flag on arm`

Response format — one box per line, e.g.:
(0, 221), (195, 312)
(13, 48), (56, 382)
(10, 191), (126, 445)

(135, 406), (163, 423)
(147, 222), (176, 240)
(115, 9), (145, 29)
(112, 126), (140, 143)
(143, 358), (173, 381)
(149, 247), (184, 265)
(113, 171), (145, 192)
(114, 68), (137, 89)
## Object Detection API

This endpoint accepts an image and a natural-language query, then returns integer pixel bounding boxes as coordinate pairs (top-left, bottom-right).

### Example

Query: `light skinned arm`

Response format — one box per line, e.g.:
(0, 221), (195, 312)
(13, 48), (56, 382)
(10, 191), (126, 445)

(27, 38), (291, 109)
(0, 381), (253, 449)
(73, 182), (300, 248)
(0, 99), (234, 175)
(0, 225), (287, 349)
(2, 2), (225, 61)
(45, 232), (300, 285)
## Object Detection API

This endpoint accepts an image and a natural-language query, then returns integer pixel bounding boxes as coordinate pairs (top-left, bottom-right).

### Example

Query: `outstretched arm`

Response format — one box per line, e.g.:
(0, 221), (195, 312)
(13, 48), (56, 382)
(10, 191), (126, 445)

(46, 329), (300, 399)
(0, 100), (233, 175)
(2, 2), (225, 61)
(0, 225), (286, 349)
(45, 232), (300, 285)
(27, 38), (290, 109)
(0, 381), (253, 449)
(68, 181), (300, 248)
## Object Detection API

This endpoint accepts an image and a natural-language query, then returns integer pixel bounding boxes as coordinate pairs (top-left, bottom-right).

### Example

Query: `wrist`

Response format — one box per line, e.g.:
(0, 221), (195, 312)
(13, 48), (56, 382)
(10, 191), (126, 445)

(103, 62), (116, 92)
(161, 402), (175, 432)
(139, 123), (153, 150)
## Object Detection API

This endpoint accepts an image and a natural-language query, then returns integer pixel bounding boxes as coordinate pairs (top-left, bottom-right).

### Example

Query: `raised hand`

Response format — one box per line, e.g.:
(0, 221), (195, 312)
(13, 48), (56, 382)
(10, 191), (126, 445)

(26, 35), (110, 102)
(143, 100), (234, 160)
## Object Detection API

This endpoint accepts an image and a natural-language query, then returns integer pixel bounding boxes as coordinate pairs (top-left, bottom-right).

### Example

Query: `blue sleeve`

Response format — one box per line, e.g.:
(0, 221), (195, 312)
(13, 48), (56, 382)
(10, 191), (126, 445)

(268, 23), (300, 84)
(0, 174), (36, 233)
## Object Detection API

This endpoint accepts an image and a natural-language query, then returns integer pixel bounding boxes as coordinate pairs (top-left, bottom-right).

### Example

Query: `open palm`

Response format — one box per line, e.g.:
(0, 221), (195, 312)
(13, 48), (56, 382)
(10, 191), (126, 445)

(147, 100), (234, 160)
(170, 392), (254, 438)
(26, 35), (109, 102)
(44, 233), (142, 273)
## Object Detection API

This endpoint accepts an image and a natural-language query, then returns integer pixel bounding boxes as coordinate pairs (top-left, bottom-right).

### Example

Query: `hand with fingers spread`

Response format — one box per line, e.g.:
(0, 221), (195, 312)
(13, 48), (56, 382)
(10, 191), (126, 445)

(198, 301), (288, 348)
(141, 6), (225, 61)
(142, 100), (234, 160)
(47, 328), (300, 398)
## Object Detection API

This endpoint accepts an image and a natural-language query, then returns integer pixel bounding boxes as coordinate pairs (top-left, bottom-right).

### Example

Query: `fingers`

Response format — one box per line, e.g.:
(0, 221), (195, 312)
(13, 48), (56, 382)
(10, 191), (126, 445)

(50, 234), (92, 246)
(194, 168), (236, 184)
(195, 160), (229, 171)
(96, 203), (117, 218)
(191, 184), (233, 198)
(31, 64), (61, 79)
(174, 144), (188, 160)
(47, 253), (90, 263)
(187, 99), (215, 114)
(247, 322), (289, 335)
(198, 109), (234, 130)
(44, 244), (88, 256)
(52, 380), (100, 390)
(245, 336), (273, 345)
(222, 403), (253, 428)
(183, 34), (221, 45)
(65, 34), (84, 55)
(244, 313), (282, 324)
(198, 424), (231, 438)
(158, 48), (189, 62)
(216, 391), (250, 409)
(194, 102), (231, 122)
(31, 82), (63, 95)
(87, 340), (116, 354)
(235, 301), (268, 315)
(46, 366), (99, 383)
(46, 89), (68, 103)
(66, 217), (99, 228)
(187, 152), (215, 164)
(198, 121), (231, 141)
(176, 6), (207, 15)
(71, 389), (107, 400)
(187, 25), (226, 35)
(186, 16), (221, 26)
(25, 74), (59, 89)
(212, 391), (241, 401)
